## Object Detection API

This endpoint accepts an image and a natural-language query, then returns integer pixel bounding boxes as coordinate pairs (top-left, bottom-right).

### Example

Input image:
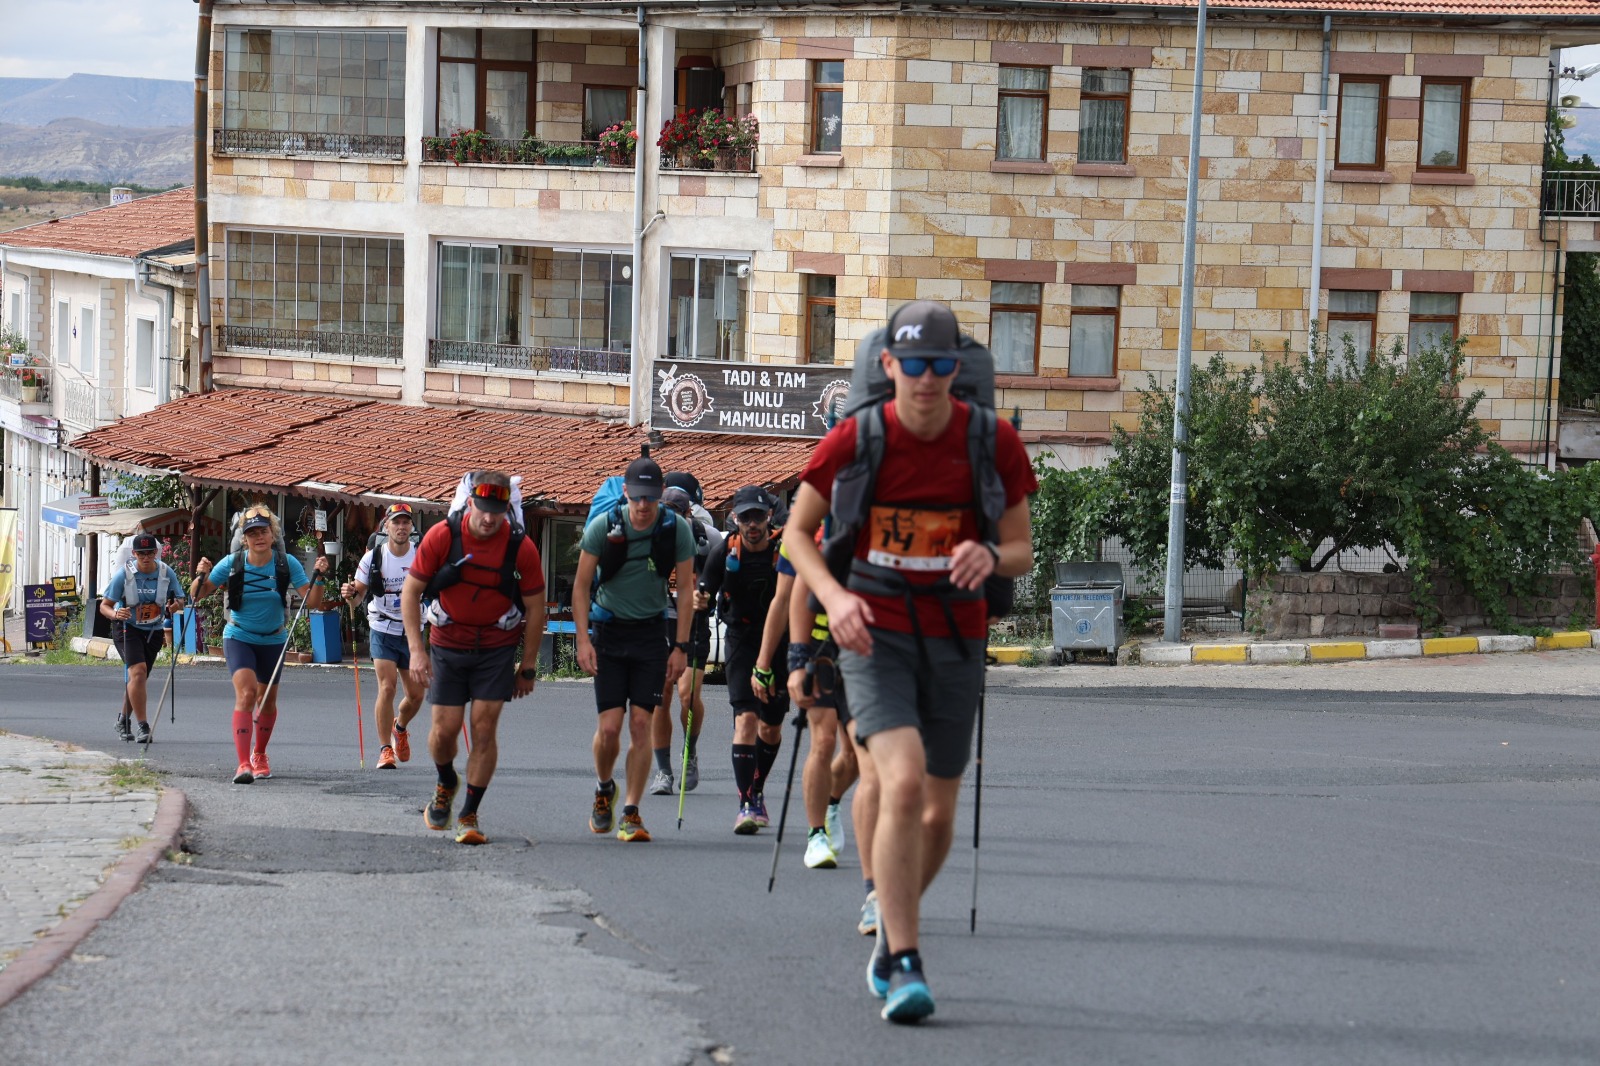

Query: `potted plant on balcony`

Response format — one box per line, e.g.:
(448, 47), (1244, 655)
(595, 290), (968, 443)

(17, 356), (42, 402)
(657, 109), (697, 168)
(597, 120), (638, 166)
(728, 113), (759, 171)
(451, 128), (490, 164)
(516, 131), (547, 165)
(422, 136), (449, 162)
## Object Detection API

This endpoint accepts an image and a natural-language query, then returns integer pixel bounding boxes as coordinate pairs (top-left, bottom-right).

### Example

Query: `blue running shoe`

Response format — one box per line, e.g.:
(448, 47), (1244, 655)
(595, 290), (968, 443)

(866, 922), (891, 998)
(881, 955), (935, 1024)
(752, 793), (769, 828)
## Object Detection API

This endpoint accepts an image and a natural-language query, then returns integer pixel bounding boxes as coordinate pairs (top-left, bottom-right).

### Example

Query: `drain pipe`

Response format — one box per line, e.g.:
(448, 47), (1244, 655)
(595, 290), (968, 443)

(194, 0), (214, 394)
(628, 5), (648, 426)
(1307, 16), (1331, 357)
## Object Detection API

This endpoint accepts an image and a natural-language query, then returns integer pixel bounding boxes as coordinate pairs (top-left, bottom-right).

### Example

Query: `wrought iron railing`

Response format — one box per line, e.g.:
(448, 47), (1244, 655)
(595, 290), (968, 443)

(659, 147), (757, 174)
(428, 338), (628, 376)
(218, 324), (404, 361)
(419, 136), (627, 168)
(0, 362), (51, 404)
(215, 128), (406, 160)
(1543, 169), (1600, 218)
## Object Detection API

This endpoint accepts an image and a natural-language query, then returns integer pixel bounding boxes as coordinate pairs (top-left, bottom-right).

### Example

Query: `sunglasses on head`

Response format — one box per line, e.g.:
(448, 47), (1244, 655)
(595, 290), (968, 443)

(469, 482), (511, 503)
(386, 504), (414, 520)
(896, 356), (959, 377)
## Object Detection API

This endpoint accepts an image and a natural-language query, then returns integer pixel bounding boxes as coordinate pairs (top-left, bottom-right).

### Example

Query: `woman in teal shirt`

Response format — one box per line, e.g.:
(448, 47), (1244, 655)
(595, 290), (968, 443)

(190, 506), (329, 785)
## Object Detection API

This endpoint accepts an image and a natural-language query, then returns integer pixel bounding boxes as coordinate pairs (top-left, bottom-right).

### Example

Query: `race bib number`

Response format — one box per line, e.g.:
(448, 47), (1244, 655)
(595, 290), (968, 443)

(376, 592), (402, 617)
(133, 602), (164, 624)
(865, 506), (962, 572)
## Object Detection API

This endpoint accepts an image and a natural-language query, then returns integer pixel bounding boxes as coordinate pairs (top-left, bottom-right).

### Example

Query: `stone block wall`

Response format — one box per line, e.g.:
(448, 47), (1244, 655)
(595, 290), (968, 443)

(1247, 570), (1592, 638)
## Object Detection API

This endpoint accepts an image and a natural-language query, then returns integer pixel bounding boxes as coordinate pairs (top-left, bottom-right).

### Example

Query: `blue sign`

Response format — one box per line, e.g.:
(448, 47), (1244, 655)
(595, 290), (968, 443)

(24, 583), (55, 644)
(41, 496), (81, 530)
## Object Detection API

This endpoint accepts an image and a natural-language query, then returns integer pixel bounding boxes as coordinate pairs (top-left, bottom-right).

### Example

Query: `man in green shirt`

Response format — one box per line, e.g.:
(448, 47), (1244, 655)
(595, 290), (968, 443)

(574, 456), (695, 842)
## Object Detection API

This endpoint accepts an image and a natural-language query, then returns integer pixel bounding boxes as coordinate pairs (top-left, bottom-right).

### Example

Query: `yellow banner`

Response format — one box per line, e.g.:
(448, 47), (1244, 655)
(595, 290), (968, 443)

(0, 509), (16, 608)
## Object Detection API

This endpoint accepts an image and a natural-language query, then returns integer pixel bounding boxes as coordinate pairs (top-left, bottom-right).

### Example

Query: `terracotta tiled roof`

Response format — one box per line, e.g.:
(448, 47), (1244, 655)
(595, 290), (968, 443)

(68, 389), (814, 512)
(0, 187), (194, 259)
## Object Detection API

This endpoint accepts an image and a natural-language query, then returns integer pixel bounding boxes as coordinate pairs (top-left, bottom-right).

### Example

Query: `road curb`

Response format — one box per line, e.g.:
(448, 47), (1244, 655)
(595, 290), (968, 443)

(0, 786), (187, 1010)
(1114, 629), (1600, 666)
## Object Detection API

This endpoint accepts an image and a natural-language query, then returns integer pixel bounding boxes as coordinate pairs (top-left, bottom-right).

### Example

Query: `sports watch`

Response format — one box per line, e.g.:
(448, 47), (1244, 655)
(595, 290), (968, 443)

(518, 668), (538, 680)
(672, 640), (692, 654)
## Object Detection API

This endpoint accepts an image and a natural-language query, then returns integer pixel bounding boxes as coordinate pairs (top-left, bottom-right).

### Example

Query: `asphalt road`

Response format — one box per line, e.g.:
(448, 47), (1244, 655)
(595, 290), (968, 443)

(2, 659), (1600, 1065)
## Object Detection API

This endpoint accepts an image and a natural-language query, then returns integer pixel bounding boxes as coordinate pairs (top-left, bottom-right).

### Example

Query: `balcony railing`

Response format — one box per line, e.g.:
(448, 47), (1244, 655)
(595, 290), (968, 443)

(0, 362), (51, 404)
(429, 338), (629, 376)
(218, 324), (404, 361)
(420, 137), (627, 169)
(1543, 170), (1600, 218)
(660, 147), (756, 173)
(215, 128), (406, 160)
(61, 376), (98, 430)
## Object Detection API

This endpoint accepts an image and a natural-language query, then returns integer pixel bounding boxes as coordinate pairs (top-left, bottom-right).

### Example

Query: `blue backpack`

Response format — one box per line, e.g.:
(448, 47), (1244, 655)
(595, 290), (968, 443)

(587, 476), (627, 528)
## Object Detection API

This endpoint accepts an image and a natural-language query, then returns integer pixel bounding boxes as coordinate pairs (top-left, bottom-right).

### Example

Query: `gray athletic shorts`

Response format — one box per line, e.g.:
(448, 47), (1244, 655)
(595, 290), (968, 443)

(838, 627), (985, 779)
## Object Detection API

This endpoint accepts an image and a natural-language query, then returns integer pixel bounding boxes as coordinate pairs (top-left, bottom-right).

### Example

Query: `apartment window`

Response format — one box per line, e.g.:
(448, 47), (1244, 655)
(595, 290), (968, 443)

(1408, 292), (1459, 356)
(1079, 68), (1130, 164)
(1418, 79), (1469, 171)
(79, 307), (95, 373)
(1335, 77), (1386, 169)
(997, 66), (1049, 162)
(223, 29), (406, 138)
(1326, 291), (1377, 364)
(225, 231), (404, 348)
(676, 63), (726, 117)
(436, 29), (535, 140)
(6, 291), (18, 330)
(438, 245), (526, 346)
(812, 61), (844, 154)
(804, 275), (837, 364)
(990, 282), (1042, 374)
(529, 247), (632, 355)
(668, 255), (748, 361)
(55, 301), (69, 364)
(1068, 285), (1119, 376)
(584, 87), (632, 140)
(134, 318), (156, 390)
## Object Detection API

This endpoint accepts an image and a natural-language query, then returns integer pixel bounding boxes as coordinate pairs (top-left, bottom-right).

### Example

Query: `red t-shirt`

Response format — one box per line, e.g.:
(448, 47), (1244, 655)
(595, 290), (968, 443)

(409, 517), (546, 650)
(799, 399), (1037, 640)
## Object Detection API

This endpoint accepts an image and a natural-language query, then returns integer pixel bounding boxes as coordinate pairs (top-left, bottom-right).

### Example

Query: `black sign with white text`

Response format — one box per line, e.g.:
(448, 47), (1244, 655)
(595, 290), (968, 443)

(651, 359), (853, 438)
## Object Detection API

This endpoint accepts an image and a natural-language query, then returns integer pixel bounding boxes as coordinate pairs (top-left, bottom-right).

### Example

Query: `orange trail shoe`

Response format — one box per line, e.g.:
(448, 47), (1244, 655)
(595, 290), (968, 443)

(392, 722), (410, 762)
(425, 782), (458, 831)
(232, 763), (254, 785)
(376, 745), (398, 770)
(590, 786), (615, 834)
(454, 812), (486, 845)
(250, 751), (272, 780)
(617, 810), (651, 843)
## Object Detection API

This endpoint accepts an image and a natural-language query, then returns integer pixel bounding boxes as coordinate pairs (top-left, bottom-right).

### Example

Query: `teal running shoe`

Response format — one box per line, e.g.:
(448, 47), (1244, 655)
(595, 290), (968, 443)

(881, 955), (934, 1024)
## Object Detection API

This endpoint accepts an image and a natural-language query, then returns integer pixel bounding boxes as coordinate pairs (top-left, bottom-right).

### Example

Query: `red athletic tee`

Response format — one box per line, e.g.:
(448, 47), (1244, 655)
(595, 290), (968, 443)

(799, 399), (1037, 640)
(409, 517), (546, 650)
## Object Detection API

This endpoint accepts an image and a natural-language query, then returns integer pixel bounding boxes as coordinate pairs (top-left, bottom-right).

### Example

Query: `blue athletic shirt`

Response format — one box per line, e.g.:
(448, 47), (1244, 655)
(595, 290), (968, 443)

(207, 552), (309, 645)
(103, 563), (183, 632)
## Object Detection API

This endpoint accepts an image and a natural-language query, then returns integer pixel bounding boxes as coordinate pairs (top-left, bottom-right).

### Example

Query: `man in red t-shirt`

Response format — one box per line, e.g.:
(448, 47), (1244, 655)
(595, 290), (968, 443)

(401, 470), (546, 846)
(785, 301), (1037, 1025)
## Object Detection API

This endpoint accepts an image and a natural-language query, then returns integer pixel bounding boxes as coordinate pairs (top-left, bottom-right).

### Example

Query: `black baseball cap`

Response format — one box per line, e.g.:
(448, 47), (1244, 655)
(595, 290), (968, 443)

(625, 457), (664, 501)
(664, 471), (702, 504)
(130, 533), (159, 553)
(241, 513), (273, 533)
(729, 485), (772, 517)
(884, 300), (963, 360)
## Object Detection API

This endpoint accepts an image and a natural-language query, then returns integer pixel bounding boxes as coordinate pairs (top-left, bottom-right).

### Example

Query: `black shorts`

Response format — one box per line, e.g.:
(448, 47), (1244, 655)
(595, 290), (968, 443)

(115, 624), (164, 672)
(805, 653), (849, 724)
(428, 643), (517, 707)
(224, 637), (287, 685)
(594, 618), (667, 713)
(725, 623), (789, 727)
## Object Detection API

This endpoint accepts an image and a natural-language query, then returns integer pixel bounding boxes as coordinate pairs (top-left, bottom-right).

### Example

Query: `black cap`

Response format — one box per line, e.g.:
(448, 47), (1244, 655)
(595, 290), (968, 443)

(625, 457), (664, 501)
(884, 300), (963, 359)
(663, 470), (702, 504)
(130, 533), (159, 553)
(729, 485), (772, 517)
(241, 513), (273, 533)
(661, 486), (693, 518)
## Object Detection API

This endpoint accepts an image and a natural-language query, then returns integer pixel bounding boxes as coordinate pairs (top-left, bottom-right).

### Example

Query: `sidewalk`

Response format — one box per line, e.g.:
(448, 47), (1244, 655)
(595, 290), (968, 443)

(0, 732), (183, 1008)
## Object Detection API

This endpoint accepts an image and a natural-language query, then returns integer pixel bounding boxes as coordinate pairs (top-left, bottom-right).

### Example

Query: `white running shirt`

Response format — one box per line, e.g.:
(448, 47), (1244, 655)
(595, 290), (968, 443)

(356, 541), (416, 637)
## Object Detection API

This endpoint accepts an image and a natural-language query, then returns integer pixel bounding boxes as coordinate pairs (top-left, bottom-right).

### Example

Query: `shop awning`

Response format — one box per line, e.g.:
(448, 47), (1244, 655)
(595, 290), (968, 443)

(41, 494), (84, 530)
(67, 389), (816, 513)
(77, 507), (190, 537)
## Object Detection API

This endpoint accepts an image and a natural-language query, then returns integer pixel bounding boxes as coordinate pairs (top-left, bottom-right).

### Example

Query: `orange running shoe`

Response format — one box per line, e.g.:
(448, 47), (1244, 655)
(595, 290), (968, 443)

(425, 782), (458, 831)
(616, 810), (651, 843)
(377, 745), (398, 770)
(454, 812), (486, 845)
(392, 722), (410, 762)
(251, 751), (272, 780)
(232, 763), (254, 785)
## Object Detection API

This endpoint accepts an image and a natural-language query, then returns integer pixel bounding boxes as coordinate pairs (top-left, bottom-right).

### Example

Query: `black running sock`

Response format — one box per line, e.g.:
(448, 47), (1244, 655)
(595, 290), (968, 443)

(393, 722), (407, 734)
(754, 737), (781, 793)
(598, 778), (616, 795)
(653, 746), (672, 774)
(829, 795), (841, 806)
(461, 783), (486, 817)
(864, 878), (876, 894)
(623, 804), (639, 816)
(436, 762), (459, 791)
(809, 826), (826, 836)
(890, 948), (921, 970)
(731, 744), (757, 802)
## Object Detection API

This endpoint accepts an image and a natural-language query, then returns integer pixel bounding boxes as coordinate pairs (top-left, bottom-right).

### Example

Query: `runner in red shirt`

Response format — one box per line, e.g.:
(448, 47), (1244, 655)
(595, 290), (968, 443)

(401, 470), (545, 845)
(784, 301), (1037, 1024)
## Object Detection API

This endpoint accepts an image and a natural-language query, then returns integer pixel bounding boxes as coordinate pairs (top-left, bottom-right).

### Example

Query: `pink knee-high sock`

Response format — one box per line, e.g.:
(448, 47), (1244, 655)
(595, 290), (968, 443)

(232, 710), (252, 765)
(254, 708), (278, 755)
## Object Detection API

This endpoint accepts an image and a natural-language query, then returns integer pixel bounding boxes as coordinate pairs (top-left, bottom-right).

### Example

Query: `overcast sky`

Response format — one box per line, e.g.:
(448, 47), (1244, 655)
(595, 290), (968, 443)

(6, 3), (1600, 110)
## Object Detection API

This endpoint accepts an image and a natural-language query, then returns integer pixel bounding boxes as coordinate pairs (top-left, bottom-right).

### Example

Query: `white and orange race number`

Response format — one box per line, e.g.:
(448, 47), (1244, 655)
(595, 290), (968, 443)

(865, 506), (963, 572)
(133, 601), (164, 624)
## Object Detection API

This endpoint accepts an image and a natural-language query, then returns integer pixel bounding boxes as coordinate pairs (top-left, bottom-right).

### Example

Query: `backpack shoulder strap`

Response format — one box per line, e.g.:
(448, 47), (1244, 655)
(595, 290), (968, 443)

(596, 503), (631, 586)
(363, 542), (385, 603)
(964, 403), (1006, 541)
(274, 549), (291, 600)
(227, 548), (246, 611)
(649, 509), (678, 579)
(500, 525), (525, 603)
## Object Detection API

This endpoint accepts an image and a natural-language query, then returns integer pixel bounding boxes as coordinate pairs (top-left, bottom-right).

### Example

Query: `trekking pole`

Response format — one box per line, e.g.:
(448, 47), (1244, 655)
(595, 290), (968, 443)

(255, 591), (314, 718)
(144, 612), (185, 748)
(970, 667), (988, 934)
(766, 706), (807, 893)
(677, 659), (701, 830)
(345, 601), (366, 769)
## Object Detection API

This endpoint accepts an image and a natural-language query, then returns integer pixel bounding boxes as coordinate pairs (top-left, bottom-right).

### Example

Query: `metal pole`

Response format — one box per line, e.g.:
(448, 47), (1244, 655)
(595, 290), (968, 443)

(1162, 0), (1209, 642)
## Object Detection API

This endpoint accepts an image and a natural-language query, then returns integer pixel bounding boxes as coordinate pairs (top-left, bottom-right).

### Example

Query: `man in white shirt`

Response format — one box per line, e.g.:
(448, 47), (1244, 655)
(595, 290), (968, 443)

(341, 503), (427, 769)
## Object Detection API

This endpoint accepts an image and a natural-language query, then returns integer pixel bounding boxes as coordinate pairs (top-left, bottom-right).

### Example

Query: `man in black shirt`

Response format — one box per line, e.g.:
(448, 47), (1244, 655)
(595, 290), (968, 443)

(696, 484), (789, 834)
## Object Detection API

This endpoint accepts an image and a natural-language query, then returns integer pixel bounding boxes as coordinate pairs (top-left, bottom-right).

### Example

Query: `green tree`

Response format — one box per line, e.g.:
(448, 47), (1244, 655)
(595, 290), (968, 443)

(1561, 252), (1600, 410)
(108, 473), (187, 510)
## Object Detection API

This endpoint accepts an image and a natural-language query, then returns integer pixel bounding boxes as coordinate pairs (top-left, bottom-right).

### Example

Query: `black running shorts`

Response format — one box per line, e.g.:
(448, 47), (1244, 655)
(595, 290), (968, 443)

(725, 623), (789, 727)
(593, 618), (667, 713)
(427, 643), (516, 707)
(114, 623), (165, 672)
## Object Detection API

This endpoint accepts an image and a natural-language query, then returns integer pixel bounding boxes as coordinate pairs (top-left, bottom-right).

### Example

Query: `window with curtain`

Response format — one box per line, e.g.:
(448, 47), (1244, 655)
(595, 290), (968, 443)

(224, 29), (406, 138)
(1408, 292), (1459, 357)
(997, 66), (1048, 162)
(1079, 68), (1130, 164)
(584, 87), (631, 140)
(805, 275), (837, 364)
(225, 230), (404, 337)
(667, 255), (748, 361)
(990, 282), (1042, 374)
(79, 306), (95, 373)
(1419, 78), (1468, 171)
(526, 247), (632, 355)
(1326, 291), (1377, 366)
(134, 319), (155, 390)
(435, 29), (535, 139)
(812, 61), (844, 154)
(1335, 77), (1385, 168)
(1069, 284), (1119, 376)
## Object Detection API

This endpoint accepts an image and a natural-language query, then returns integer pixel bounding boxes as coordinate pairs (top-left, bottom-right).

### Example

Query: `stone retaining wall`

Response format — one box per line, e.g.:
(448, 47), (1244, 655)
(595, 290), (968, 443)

(1247, 571), (1592, 638)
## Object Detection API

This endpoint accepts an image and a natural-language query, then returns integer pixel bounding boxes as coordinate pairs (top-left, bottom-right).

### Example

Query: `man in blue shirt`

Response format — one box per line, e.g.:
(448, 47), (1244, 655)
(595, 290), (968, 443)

(100, 533), (185, 744)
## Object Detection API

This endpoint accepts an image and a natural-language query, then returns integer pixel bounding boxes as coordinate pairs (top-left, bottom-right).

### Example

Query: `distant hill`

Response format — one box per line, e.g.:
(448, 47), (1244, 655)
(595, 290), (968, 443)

(0, 119), (190, 186)
(0, 74), (190, 128)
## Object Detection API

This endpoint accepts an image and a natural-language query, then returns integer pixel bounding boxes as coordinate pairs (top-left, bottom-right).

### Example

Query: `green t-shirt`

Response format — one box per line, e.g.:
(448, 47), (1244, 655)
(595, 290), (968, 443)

(581, 508), (695, 622)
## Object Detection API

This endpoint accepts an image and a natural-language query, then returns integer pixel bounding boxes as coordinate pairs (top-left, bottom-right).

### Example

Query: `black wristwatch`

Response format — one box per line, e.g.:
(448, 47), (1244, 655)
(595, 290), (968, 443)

(518, 668), (538, 680)
(673, 640), (691, 654)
